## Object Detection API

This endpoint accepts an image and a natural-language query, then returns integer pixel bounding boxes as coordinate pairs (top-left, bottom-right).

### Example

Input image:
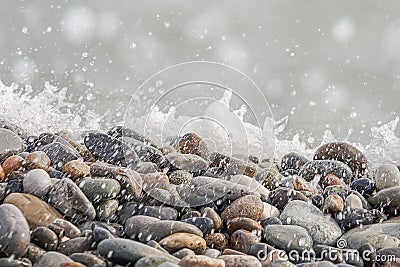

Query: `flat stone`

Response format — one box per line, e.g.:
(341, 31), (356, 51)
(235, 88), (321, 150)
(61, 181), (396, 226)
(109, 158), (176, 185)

(97, 238), (179, 264)
(23, 169), (52, 197)
(179, 255), (225, 267)
(138, 206), (178, 220)
(0, 203), (30, 257)
(221, 195), (263, 221)
(264, 224), (313, 251)
(218, 255), (261, 267)
(78, 177), (120, 203)
(70, 253), (106, 267)
(165, 153), (208, 173)
(31, 227), (59, 251)
(63, 160), (90, 179)
(181, 217), (214, 234)
(298, 160), (353, 184)
(172, 248), (195, 259)
(227, 217), (264, 235)
(141, 172), (170, 191)
(52, 218), (81, 239)
(4, 193), (62, 229)
(0, 128), (24, 161)
(47, 178), (96, 222)
(160, 233), (206, 254)
(374, 164), (400, 191)
(23, 151), (51, 171)
(134, 255), (172, 267)
(230, 229), (260, 254)
(208, 152), (258, 177)
(36, 252), (73, 267)
(138, 220), (203, 242)
(260, 202), (280, 220)
(280, 200), (342, 246)
(41, 142), (80, 170)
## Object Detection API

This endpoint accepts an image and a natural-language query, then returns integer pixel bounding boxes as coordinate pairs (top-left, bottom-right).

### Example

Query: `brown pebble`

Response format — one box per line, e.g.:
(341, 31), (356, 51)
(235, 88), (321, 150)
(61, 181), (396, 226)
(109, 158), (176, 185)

(23, 151), (51, 170)
(63, 160), (90, 179)
(159, 233), (206, 254)
(227, 217), (264, 235)
(178, 132), (209, 159)
(61, 263), (86, 267)
(160, 146), (177, 155)
(179, 255), (225, 267)
(229, 229), (260, 254)
(293, 177), (318, 194)
(205, 233), (228, 251)
(221, 195), (264, 221)
(2, 155), (24, 179)
(321, 174), (345, 189)
(323, 193), (344, 214)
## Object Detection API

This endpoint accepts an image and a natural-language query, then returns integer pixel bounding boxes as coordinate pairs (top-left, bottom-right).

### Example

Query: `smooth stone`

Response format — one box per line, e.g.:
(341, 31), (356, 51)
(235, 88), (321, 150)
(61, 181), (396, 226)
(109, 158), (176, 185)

(136, 162), (159, 173)
(122, 137), (163, 163)
(0, 204), (30, 256)
(298, 160), (353, 184)
(97, 238), (179, 263)
(0, 129), (24, 161)
(23, 151), (51, 171)
(264, 224), (313, 251)
(158, 262), (180, 267)
(0, 258), (32, 267)
(138, 220), (203, 242)
(111, 167), (143, 201)
(230, 229), (260, 253)
(79, 177), (120, 202)
(376, 248), (400, 265)
(79, 221), (123, 237)
(209, 152), (257, 177)
(179, 255), (225, 267)
(25, 243), (46, 264)
(160, 233), (206, 254)
(63, 160), (90, 179)
(321, 174), (345, 189)
(368, 185), (400, 209)
(177, 132), (209, 159)
(281, 152), (309, 171)
(221, 195), (264, 221)
(268, 187), (308, 210)
(221, 249), (247, 255)
(345, 194), (363, 209)
(227, 217), (264, 235)
(254, 168), (283, 190)
(23, 169), (52, 197)
(138, 206), (178, 220)
(260, 202), (280, 220)
(229, 174), (270, 199)
(165, 153), (208, 173)
(351, 178), (376, 198)
(204, 248), (221, 258)
(84, 132), (139, 167)
(125, 215), (160, 238)
(341, 222), (400, 249)
(141, 172), (170, 191)
(93, 225), (116, 243)
(261, 217), (283, 227)
(4, 193), (62, 228)
(2, 155), (24, 179)
(4, 179), (24, 196)
(205, 233), (228, 251)
(173, 248), (195, 259)
(48, 178), (96, 222)
(107, 125), (158, 147)
(57, 236), (93, 255)
(36, 252), (73, 267)
(182, 217), (214, 234)
(31, 227), (59, 251)
(293, 177), (318, 194)
(336, 208), (386, 230)
(41, 142), (80, 170)
(134, 255), (172, 267)
(322, 193), (344, 213)
(181, 210), (201, 220)
(247, 242), (275, 259)
(146, 240), (169, 253)
(70, 253), (106, 267)
(280, 200), (342, 246)
(169, 170), (193, 185)
(52, 219), (81, 239)
(97, 199), (119, 221)
(313, 142), (368, 178)
(218, 255), (261, 267)
(201, 207), (222, 230)
(374, 164), (400, 191)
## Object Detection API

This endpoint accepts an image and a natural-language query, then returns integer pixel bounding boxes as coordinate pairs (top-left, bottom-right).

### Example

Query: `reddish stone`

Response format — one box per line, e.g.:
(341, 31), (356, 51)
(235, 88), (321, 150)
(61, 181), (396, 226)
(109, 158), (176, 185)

(2, 155), (24, 179)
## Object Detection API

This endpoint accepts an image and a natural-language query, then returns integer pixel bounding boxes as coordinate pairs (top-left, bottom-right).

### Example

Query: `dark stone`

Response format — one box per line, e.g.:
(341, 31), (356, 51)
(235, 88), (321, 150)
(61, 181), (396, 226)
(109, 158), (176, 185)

(41, 142), (79, 170)
(268, 187), (308, 210)
(336, 208), (387, 231)
(261, 217), (282, 227)
(358, 243), (376, 267)
(281, 152), (309, 171)
(311, 194), (325, 208)
(107, 126), (158, 147)
(350, 178), (376, 198)
(208, 152), (257, 177)
(122, 137), (163, 163)
(84, 132), (139, 167)
(376, 248), (400, 265)
(137, 206), (178, 220)
(298, 160), (353, 184)
(182, 217), (215, 234)
(313, 142), (368, 178)
(31, 227), (59, 251)
(57, 236), (94, 256)
(4, 179), (24, 196)
(70, 253), (106, 267)
(93, 226), (116, 244)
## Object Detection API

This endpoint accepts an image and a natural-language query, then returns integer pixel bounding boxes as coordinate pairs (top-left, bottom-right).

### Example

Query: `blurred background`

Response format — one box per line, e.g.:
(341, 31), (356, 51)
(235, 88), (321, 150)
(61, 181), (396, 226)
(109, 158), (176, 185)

(0, 0), (400, 147)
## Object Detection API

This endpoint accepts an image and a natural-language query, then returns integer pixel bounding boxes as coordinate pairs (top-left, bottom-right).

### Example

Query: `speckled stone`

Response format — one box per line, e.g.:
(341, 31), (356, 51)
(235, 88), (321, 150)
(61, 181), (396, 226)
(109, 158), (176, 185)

(63, 160), (90, 179)
(322, 193), (344, 213)
(221, 195), (264, 221)
(351, 178), (376, 198)
(227, 217), (264, 235)
(254, 168), (283, 190)
(169, 170), (193, 185)
(2, 155), (24, 179)
(78, 177), (121, 202)
(205, 233), (228, 251)
(159, 233), (206, 254)
(52, 218), (81, 239)
(374, 164), (400, 191)
(23, 151), (51, 171)
(172, 248), (195, 259)
(293, 177), (318, 194)
(230, 229), (260, 254)
(181, 217), (214, 234)
(177, 132), (209, 160)
(281, 152), (309, 171)
(268, 187), (308, 210)
(97, 199), (119, 221)
(336, 208), (386, 231)
(298, 160), (353, 184)
(41, 142), (80, 170)
(164, 152), (209, 173)
(208, 152), (257, 177)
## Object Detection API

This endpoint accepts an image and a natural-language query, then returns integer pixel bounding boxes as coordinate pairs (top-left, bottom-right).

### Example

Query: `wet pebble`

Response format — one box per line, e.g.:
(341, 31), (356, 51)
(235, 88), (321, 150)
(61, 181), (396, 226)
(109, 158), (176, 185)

(36, 252), (73, 267)
(336, 208), (386, 230)
(218, 255), (261, 267)
(138, 220), (203, 242)
(23, 151), (51, 171)
(138, 205), (178, 220)
(70, 253), (106, 267)
(227, 217), (264, 235)
(124, 214), (160, 238)
(298, 160), (353, 184)
(344, 194), (363, 209)
(172, 248), (195, 259)
(254, 168), (283, 190)
(281, 152), (309, 171)
(41, 142), (80, 170)
(52, 218), (81, 239)
(322, 193), (344, 214)
(230, 229), (260, 254)
(79, 177), (120, 203)
(221, 195), (264, 221)
(159, 233), (206, 254)
(2, 155), (24, 179)
(350, 178), (376, 198)
(57, 236), (93, 256)
(181, 217), (214, 234)
(268, 187), (308, 210)
(205, 233), (228, 251)
(201, 207), (222, 230)
(63, 160), (90, 179)
(374, 164), (400, 191)
(179, 255), (225, 267)
(97, 199), (119, 221)
(164, 152), (209, 173)
(169, 170), (193, 185)
(31, 227), (59, 251)
(177, 132), (209, 160)
(23, 169), (52, 197)
(0, 128), (24, 161)
(264, 224), (313, 251)
(209, 152), (257, 177)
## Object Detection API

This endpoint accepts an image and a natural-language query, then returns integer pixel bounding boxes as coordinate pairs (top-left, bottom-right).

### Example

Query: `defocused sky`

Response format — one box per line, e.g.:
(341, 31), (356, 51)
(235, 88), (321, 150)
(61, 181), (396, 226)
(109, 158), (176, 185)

(1, 0), (400, 144)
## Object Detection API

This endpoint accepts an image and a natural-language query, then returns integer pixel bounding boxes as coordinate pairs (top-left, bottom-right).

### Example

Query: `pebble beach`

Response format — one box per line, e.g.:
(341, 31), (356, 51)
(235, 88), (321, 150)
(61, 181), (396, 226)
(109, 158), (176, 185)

(0, 122), (399, 267)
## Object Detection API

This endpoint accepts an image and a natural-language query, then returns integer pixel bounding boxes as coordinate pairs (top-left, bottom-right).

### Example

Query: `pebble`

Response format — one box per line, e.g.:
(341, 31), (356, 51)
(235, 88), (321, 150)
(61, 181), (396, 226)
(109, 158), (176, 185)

(165, 152), (209, 173)
(221, 195), (264, 221)
(322, 193), (344, 213)
(79, 177), (120, 202)
(107, 125), (158, 147)
(260, 202), (280, 220)
(374, 164), (400, 191)
(177, 132), (209, 159)
(97, 199), (119, 221)
(264, 224), (313, 251)
(281, 152), (309, 171)
(141, 172), (170, 191)
(209, 152), (257, 177)
(230, 229), (260, 254)
(2, 155), (24, 179)
(0, 128), (24, 161)
(31, 227), (59, 251)
(368, 185), (400, 209)
(182, 217), (214, 234)
(218, 255), (262, 267)
(123, 137), (163, 163)
(204, 248), (221, 258)
(138, 220), (203, 242)
(134, 255), (172, 267)
(0, 203), (30, 256)
(321, 174), (345, 189)
(173, 248), (195, 259)
(344, 194), (363, 209)
(41, 142), (80, 170)
(169, 170), (193, 185)
(313, 142), (368, 178)
(57, 236), (93, 255)
(336, 208), (386, 230)
(23, 169), (52, 197)
(293, 177), (318, 194)
(280, 200), (342, 246)
(4, 193), (62, 228)
(23, 151), (51, 171)
(136, 162), (159, 173)
(205, 233), (228, 251)
(52, 218), (81, 238)
(229, 174), (270, 199)
(97, 238), (179, 263)
(201, 207), (222, 230)
(70, 253), (106, 267)
(93, 225), (116, 243)
(36, 252), (73, 267)
(178, 255), (225, 267)
(4, 179), (24, 195)
(159, 233), (207, 254)
(63, 160), (90, 179)
(261, 217), (283, 227)
(47, 178), (96, 222)
(181, 210), (201, 220)
(227, 217), (264, 235)
(268, 187), (308, 210)
(254, 168), (283, 190)
(298, 160), (353, 184)
(138, 205), (178, 220)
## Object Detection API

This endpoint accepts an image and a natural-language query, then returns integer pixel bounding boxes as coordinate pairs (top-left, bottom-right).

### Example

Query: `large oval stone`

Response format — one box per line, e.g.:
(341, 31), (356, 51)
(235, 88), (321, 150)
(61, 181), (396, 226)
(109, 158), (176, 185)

(41, 142), (80, 170)
(298, 160), (353, 184)
(138, 220), (203, 242)
(264, 224), (313, 251)
(159, 233), (206, 254)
